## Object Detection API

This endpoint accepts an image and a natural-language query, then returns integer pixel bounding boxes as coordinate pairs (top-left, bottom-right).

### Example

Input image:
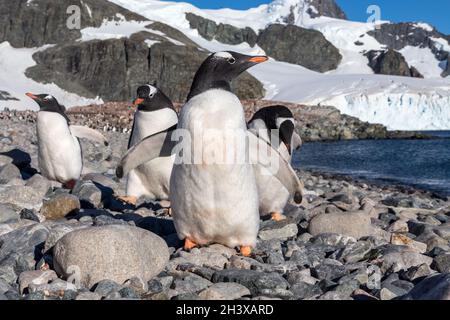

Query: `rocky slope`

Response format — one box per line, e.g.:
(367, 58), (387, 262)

(185, 13), (342, 73)
(0, 115), (449, 300)
(0, 100), (428, 142)
(0, 0), (264, 104)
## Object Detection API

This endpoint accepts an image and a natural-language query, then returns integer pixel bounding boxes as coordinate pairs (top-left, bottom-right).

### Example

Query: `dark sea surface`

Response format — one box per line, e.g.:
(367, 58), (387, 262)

(293, 131), (450, 196)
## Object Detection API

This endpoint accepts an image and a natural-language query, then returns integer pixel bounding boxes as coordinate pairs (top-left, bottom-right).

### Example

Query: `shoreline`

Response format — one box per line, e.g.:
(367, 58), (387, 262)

(298, 169), (450, 201)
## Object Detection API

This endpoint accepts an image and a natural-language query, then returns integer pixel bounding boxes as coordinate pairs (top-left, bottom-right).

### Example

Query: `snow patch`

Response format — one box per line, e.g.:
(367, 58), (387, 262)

(0, 41), (102, 111)
(80, 14), (149, 41)
(400, 46), (444, 78)
(413, 22), (434, 32)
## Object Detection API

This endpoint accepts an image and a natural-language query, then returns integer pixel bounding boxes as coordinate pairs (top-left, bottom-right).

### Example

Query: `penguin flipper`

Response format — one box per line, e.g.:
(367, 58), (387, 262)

(117, 129), (176, 179)
(69, 125), (109, 146)
(248, 132), (304, 204)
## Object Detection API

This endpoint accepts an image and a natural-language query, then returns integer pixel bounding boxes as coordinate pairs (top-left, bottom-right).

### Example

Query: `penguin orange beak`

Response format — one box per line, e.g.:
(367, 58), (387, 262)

(248, 56), (269, 64)
(133, 98), (145, 106)
(26, 92), (39, 100)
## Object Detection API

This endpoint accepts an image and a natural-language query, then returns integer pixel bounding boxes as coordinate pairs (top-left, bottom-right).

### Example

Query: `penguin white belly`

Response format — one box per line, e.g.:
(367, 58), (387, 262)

(37, 112), (82, 183)
(255, 166), (290, 215)
(170, 89), (260, 248)
(248, 125), (292, 215)
(126, 109), (177, 200)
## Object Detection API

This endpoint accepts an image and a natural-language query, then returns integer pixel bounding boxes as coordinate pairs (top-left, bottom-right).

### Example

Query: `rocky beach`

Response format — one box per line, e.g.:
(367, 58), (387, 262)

(1, 108), (449, 301)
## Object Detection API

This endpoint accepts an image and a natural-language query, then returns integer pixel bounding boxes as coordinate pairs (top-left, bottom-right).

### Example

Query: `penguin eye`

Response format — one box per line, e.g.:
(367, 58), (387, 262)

(149, 92), (155, 99)
(228, 57), (236, 64)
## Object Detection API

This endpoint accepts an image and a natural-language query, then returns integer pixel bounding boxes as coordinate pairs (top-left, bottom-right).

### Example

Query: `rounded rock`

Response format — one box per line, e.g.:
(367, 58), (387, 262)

(53, 225), (170, 289)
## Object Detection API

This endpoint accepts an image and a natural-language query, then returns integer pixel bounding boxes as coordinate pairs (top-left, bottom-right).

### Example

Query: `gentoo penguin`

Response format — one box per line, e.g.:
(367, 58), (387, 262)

(248, 105), (303, 221)
(171, 51), (269, 256)
(26, 93), (108, 188)
(120, 84), (178, 205)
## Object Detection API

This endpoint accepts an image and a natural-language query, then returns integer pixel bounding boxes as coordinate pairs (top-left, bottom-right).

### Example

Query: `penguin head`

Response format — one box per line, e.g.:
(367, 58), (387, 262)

(26, 93), (66, 114)
(188, 51), (268, 101)
(133, 84), (174, 112)
(250, 105), (298, 155)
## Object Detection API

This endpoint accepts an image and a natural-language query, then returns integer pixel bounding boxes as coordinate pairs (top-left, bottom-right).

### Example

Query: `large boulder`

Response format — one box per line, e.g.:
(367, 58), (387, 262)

(185, 13), (258, 46)
(401, 273), (450, 300)
(308, 211), (374, 239)
(365, 49), (423, 78)
(53, 225), (170, 288)
(257, 24), (342, 72)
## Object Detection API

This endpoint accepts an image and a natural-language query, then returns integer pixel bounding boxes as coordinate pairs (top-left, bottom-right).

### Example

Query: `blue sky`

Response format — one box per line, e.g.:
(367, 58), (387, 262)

(166, 0), (450, 34)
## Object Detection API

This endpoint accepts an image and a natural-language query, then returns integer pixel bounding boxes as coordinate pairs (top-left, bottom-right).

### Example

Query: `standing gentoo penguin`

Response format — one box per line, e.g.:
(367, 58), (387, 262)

(121, 84), (178, 205)
(26, 93), (108, 188)
(171, 51), (269, 256)
(248, 105), (303, 221)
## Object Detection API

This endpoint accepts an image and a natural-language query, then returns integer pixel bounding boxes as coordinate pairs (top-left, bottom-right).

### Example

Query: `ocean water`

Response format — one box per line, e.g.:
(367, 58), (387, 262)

(293, 132), (450, 196)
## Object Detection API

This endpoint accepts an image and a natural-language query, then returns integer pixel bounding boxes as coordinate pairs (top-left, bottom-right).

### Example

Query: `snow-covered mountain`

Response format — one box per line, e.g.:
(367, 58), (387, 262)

(1, 0), (450, 130)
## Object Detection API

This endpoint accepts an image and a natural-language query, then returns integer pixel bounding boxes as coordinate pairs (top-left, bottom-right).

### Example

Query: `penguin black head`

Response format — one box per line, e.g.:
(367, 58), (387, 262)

(133, 84), (174, 112)
(250, 105), (297, 155)
(187, 51), (268, 101)
(26, 93), (70, 123)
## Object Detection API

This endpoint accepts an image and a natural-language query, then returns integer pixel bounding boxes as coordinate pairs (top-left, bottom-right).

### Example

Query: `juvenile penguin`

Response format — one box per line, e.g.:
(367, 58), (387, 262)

(26, 93), (108, 188)
(121, 85), (178, 205)
(171, 51), (269, 256)
(248, 105), (303, 220)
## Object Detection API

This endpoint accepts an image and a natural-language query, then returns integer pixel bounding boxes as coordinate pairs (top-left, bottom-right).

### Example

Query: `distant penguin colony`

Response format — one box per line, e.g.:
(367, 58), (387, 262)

(25, 50), (305, 256)
(26, 93), (108, 189)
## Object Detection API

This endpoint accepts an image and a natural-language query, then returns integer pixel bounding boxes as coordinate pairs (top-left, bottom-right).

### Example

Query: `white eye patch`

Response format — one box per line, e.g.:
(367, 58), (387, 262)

(44, 95), (53, 100)
(213, 51), (233, 59)
(146, 85), (157, 97)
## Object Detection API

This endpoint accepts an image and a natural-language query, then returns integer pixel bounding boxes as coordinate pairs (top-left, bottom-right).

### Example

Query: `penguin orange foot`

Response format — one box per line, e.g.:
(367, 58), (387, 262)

(240, 246), (252, 257)
(118, 196), (137, 206)
(184, 238), (198, 251)
(271, 212), (286, 222)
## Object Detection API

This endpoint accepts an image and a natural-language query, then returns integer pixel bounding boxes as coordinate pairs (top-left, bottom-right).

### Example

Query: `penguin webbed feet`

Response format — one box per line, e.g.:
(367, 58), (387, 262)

(239, 246), (252, 257)
(117, 195), (137, 206)
(271, 212), (287, 222)
(184, 238), (198, 251)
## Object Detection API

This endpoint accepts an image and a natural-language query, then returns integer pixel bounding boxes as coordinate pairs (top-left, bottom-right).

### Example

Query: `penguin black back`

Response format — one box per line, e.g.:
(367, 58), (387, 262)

(187, 51), (268, 101)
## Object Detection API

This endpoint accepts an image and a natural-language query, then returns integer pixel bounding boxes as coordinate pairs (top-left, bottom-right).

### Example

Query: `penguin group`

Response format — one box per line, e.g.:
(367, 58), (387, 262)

(29, 51), (304, 257)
